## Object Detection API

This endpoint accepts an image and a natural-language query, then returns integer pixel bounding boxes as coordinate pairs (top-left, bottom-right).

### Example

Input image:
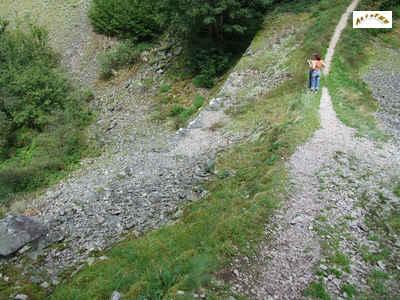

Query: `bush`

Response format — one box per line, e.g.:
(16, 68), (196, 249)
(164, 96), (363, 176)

(88, 0), (270, 88)
(189, 48), (232, 88)
(169, 95), (205, 128)
(0, 22), (92, 204)
(89, 0), (161, 41)
(99, 41), (151, 79)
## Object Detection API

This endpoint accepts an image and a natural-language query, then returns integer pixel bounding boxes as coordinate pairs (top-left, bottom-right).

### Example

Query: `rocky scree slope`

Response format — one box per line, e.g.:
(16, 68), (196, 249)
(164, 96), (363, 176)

(0, 14), (292, 295)
(363, 47), (400, 138)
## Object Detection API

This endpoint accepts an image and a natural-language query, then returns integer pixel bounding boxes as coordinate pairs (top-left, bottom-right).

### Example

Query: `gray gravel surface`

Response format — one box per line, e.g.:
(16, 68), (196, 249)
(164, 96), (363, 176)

(314, 150), (400, 298)
(363, 47), (400, 137)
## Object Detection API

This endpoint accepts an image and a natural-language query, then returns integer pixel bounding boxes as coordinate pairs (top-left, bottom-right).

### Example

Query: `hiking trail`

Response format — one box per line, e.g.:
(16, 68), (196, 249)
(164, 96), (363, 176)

(231, 0), (400, 298)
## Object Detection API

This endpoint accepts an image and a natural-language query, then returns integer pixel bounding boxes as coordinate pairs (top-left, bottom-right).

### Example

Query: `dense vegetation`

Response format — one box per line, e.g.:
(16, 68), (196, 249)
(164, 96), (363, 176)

(89, 0), (273, 86)
(0, 20), (92, 204)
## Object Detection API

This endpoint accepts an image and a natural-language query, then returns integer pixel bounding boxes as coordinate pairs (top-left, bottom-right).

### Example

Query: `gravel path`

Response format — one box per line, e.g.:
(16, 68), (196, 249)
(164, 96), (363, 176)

(323, 0), (360, 76)
(229, 0), (400, 298)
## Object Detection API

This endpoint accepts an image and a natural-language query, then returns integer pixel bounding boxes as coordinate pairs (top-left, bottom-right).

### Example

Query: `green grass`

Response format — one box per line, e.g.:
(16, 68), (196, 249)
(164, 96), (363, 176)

(394, 184), (400, 198)
(360, 182), (400, 299)
(304, 281), (331, 300)
(98, 41), (152, 79)
(367, 269), (391, 297)
(327, 27), (384, 140)
(152, 77), (213, 130)
(168, 95), (205, 128)
(341, 283), (357, 299)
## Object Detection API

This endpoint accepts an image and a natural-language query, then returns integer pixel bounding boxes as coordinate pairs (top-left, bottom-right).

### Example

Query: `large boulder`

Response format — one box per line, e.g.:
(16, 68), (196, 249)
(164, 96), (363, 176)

(0, 215), (46, 257)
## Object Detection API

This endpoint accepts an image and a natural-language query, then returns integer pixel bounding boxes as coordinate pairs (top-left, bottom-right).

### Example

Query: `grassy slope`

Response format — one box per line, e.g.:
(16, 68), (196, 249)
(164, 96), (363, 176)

(34, 1), (352, 299)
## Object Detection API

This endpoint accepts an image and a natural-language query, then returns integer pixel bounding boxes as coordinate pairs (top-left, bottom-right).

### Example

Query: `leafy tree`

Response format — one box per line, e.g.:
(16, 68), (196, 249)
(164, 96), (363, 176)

(159, 0), (272, 43)
(88, 0), (273, 87)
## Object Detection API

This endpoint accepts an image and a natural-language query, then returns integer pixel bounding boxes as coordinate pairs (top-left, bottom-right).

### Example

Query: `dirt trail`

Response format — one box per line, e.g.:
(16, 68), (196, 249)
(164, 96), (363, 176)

(323, 0), (360, 76)
(243, 88), (358, 298)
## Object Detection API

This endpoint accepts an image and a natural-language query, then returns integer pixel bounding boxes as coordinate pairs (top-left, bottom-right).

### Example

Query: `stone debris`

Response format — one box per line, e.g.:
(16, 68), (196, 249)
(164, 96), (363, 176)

(363, 47), (400, 138)
(111, 291), (121, 300)
(0, 216), (46, 257)
(0, 0), (282, 287)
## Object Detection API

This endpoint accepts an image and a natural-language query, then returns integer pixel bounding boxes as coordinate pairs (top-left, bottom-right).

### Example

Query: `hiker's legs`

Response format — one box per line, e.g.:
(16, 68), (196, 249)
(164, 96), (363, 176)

(311, 74), (317, 91)
(315, 74), (321, 91)
(308, 70), (312, 89)
(311, 70), (321, 91)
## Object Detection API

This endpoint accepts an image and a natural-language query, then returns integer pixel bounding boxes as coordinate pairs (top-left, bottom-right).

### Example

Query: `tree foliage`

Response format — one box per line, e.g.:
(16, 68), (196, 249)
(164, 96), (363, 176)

(89, 0), (272, 86)
(0, 20), (92, 201)
(89, 0), (161, 40)
(160, 0), (272, 43)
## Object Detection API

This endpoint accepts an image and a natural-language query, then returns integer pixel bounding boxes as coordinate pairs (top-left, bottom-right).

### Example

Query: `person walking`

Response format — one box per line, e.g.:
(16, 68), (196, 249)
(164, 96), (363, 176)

(307, 54), (325, 93)
(307, 53), (317, 89)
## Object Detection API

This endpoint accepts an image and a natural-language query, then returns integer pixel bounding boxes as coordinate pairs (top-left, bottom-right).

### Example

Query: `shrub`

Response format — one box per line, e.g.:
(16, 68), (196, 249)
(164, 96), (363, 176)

(99, 41), (152, 79)
(88, 0), (271, 88)
(189, 48), (232, 88)
(0, 22), (92, 204)
(89, 0), (161, 40)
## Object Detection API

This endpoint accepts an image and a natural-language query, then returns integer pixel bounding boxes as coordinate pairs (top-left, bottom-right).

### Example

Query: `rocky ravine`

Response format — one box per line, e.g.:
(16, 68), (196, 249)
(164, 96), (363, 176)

(0, 14), (292, 295)
(231, 0), (400, 299)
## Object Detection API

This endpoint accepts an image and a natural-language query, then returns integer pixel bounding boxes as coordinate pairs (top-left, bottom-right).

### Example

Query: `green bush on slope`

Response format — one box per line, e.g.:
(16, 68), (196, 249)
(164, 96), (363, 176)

(0, 21), (92, 204)
(89, 0), (161, 41)
(89, 0), (272, 86)
(98, 41), (152, 79)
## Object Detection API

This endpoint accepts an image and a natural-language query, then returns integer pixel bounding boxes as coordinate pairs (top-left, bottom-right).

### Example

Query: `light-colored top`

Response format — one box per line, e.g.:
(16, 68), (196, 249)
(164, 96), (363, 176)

(311, 60), (325, 70)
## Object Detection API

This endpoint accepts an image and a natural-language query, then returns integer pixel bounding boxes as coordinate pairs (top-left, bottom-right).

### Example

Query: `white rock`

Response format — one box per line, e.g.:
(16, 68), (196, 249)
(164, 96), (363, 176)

(87, 257), (95, 266)
(111, 291), (121, 300)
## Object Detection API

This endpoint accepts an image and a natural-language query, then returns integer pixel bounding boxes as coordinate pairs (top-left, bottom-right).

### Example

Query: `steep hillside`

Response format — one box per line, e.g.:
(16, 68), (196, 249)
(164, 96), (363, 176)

(0, 0), (112, 85)
(0, 0), (399, 299)
(0, 0), (332, 298)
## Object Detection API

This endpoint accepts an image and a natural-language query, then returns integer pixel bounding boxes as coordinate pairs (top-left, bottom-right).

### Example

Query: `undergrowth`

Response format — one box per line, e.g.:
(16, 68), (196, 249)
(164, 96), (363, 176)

(0, 21), (93, 206)
(98, 41), (152, 79)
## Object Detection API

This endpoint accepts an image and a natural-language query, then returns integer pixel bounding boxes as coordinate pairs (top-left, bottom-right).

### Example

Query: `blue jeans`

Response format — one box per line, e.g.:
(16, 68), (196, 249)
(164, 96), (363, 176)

(310, 70), (321, 91)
